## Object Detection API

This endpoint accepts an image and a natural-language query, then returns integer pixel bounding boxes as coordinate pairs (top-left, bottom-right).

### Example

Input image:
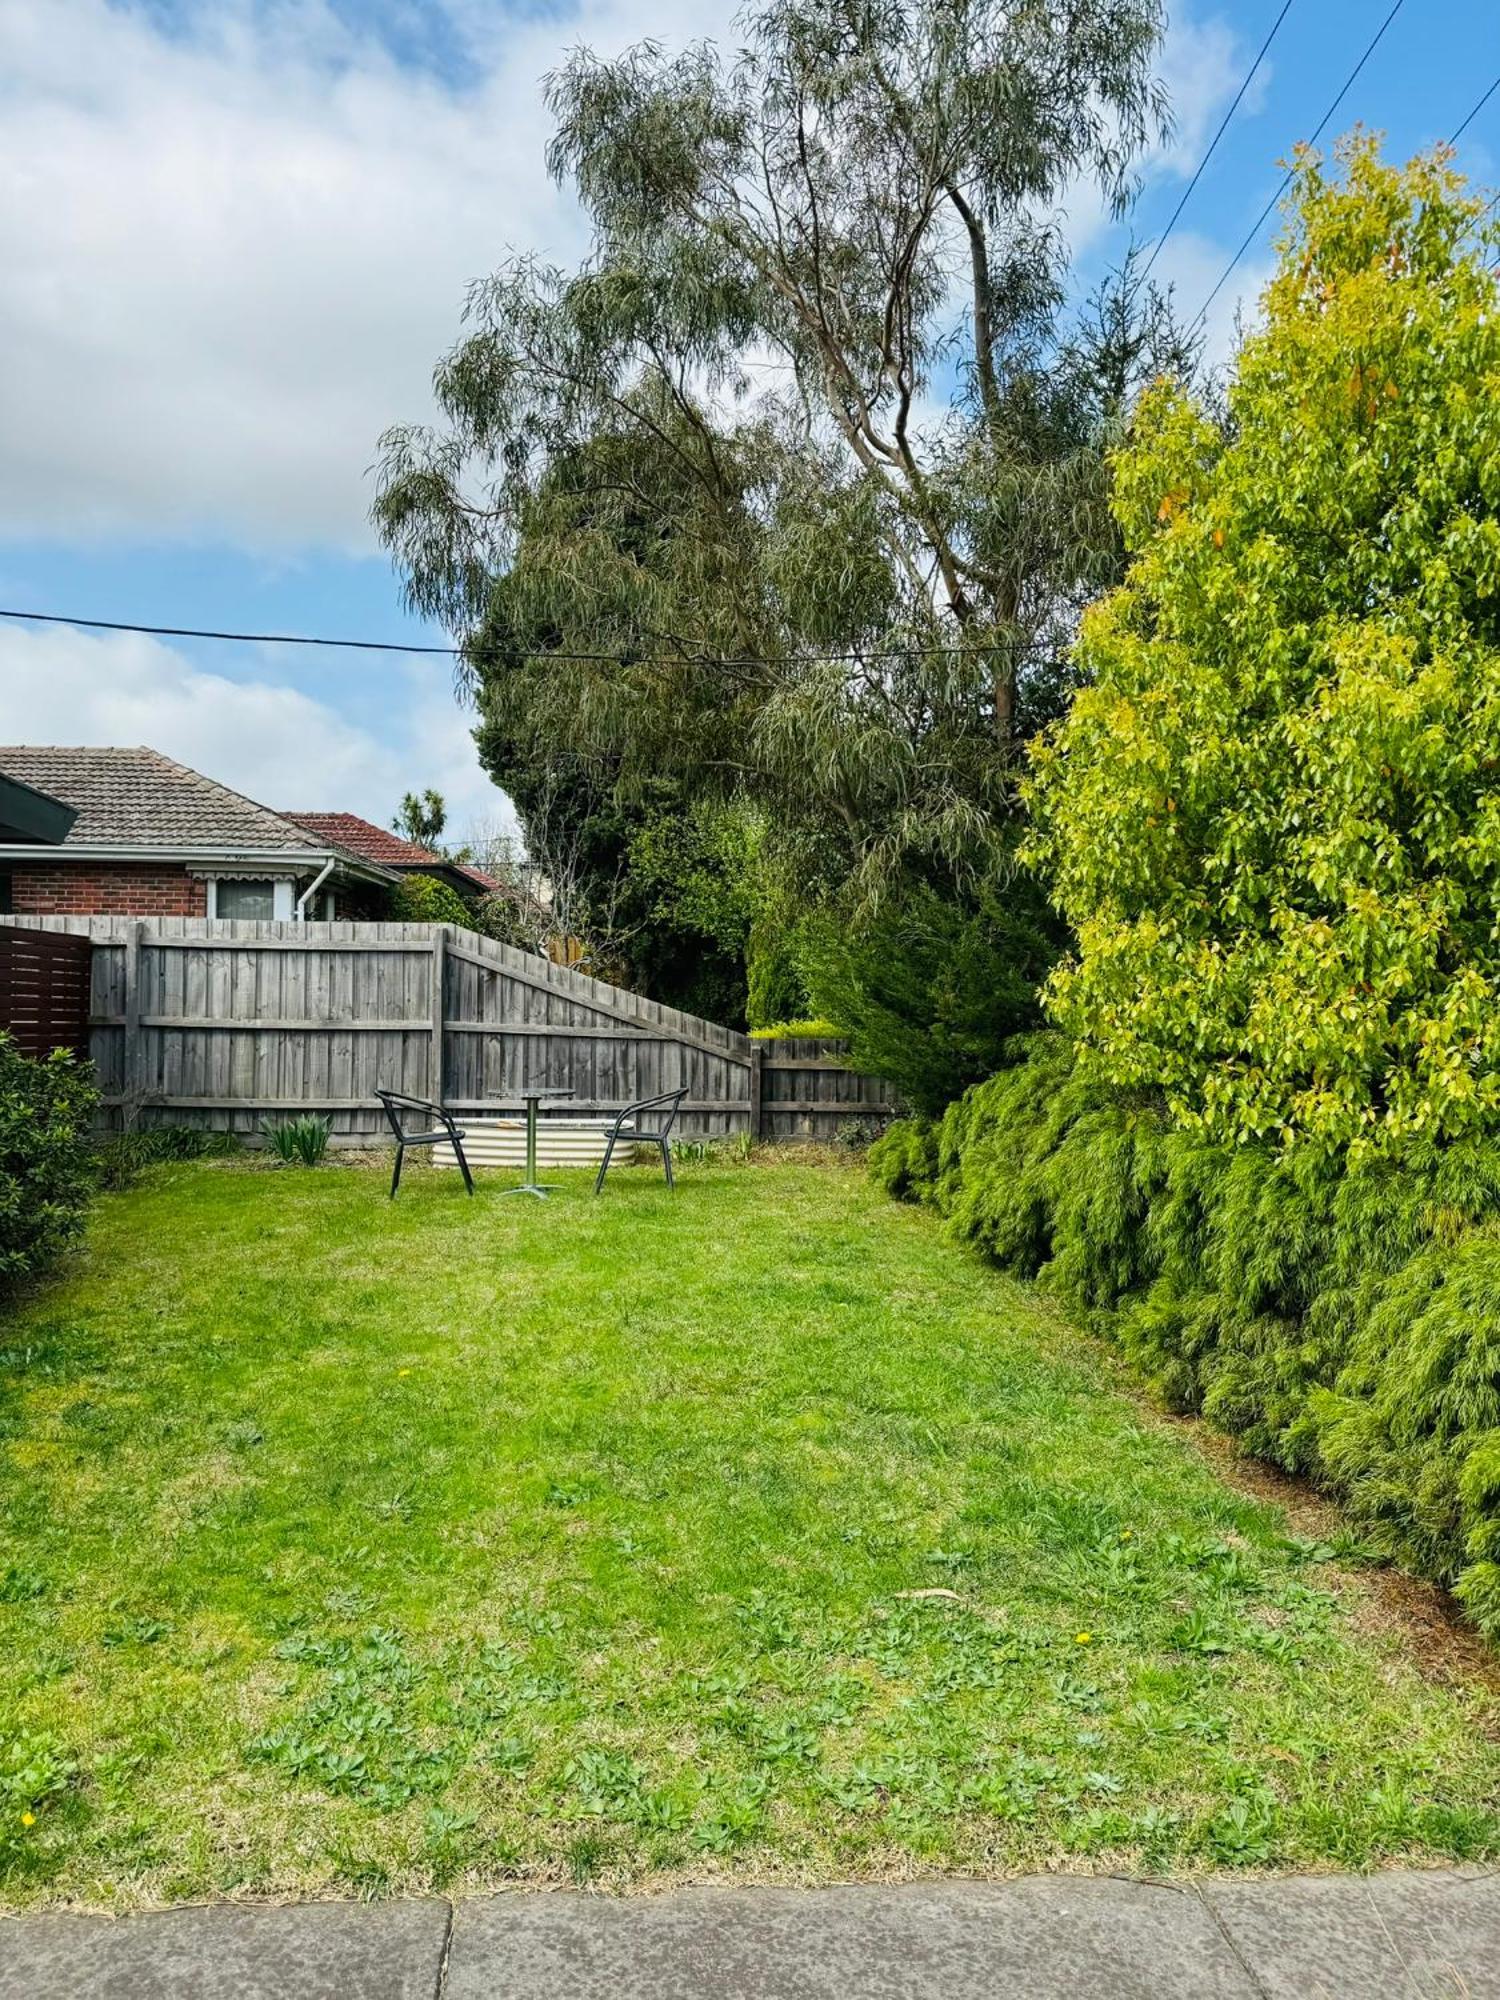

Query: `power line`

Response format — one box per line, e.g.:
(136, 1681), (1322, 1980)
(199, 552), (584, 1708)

(1, 607), (461, 656)
(1450, 73), (1500, 147)
(1187, 0), (1407, 333)
(1139, 0), (1296, 282)
(0, 605), (1040, 671)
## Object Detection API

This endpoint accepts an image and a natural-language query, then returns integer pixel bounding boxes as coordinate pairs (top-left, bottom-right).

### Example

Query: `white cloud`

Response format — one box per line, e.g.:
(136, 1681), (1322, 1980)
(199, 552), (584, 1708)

(1155, 10), (1271, 182)
(0, 0), (734, 553)
(0, 0), (1268, 558)
(1052, 8), (1256, 263)
(0, 620), (515, 831)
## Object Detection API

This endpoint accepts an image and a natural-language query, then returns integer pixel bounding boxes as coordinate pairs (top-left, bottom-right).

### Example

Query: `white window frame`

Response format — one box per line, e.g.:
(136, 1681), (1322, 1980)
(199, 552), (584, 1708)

(206, 876), (295, 921)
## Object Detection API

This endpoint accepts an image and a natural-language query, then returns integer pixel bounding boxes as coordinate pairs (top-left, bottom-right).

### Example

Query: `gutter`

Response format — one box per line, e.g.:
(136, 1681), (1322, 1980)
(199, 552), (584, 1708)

(0, 842), (400, 887)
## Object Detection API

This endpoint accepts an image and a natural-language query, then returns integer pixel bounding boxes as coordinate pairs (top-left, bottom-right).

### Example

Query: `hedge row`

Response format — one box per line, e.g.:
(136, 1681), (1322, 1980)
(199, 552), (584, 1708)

(870, 1036), (1500, 1639)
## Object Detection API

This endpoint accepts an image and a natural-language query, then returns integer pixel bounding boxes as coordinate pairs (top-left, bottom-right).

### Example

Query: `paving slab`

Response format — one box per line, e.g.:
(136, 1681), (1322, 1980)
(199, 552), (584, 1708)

(1202, 1868), (1500, 2000)
(445, 1878), (1256, 2000)
(5, 1871), (1500, 1997)
(0, 1895), (449, 2000)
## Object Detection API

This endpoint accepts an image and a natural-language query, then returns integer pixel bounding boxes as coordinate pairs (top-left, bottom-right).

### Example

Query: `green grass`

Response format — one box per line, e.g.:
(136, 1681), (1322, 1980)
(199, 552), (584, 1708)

(1, 1154), (1497, 1907)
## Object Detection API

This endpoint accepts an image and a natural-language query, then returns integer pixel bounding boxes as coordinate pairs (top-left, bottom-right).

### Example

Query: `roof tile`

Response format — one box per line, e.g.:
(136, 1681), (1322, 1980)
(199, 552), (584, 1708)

(0, 747), (313, 851)
(284, 811), (501, 891)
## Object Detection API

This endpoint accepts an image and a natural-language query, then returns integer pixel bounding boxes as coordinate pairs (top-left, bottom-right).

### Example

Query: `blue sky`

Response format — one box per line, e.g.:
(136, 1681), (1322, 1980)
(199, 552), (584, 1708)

(1, 0), (1497, 839)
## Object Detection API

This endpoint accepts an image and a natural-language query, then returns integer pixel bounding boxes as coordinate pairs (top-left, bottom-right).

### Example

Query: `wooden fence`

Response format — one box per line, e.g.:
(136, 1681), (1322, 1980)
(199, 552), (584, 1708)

(0, 917), (896, 1144)
(752, 1034), (897, 1142)
(0, 924), (92, 1060)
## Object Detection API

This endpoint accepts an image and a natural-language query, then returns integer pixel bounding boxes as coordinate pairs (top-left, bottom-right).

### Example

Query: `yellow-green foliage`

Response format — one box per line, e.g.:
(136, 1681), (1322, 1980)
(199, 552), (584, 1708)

(1025, 141), (1500, 1154)
(749, 1020), (841, 1041)
(870, 1044), (1500, 1639)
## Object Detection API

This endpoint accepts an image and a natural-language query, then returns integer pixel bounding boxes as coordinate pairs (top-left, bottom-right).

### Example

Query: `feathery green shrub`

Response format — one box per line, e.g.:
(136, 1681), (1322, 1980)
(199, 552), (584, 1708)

(871, 1041), (1500, 1639)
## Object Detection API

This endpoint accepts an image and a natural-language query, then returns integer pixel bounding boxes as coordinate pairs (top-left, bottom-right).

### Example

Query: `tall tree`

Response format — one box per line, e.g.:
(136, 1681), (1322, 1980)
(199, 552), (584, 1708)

(377, 0), (1190, 1039)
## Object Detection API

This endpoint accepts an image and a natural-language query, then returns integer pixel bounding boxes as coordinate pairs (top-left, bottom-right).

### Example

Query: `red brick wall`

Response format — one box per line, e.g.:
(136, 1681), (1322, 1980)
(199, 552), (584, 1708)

(8, 862), (207, 917)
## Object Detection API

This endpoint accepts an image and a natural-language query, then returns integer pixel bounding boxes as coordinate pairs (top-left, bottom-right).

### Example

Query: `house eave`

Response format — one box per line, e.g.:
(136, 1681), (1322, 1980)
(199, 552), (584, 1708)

(0, 841), (400, 885)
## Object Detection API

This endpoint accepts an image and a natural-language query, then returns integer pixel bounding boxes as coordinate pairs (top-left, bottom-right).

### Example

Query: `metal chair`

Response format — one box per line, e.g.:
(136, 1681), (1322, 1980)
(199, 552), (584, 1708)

(594, 1086), (690, 1194)
(375, 1088), (474, 1198)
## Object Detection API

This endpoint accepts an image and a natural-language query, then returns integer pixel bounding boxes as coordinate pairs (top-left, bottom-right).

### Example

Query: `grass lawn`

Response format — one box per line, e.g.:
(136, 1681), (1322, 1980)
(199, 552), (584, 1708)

(1, 1154), (1497, 1908)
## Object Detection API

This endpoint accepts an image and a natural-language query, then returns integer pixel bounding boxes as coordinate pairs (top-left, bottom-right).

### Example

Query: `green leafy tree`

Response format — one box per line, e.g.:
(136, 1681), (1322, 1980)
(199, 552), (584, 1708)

(802, 876), (1059, 1111)
(376, 0), (1191, 1049)
(1026, 139), (1500, 1155)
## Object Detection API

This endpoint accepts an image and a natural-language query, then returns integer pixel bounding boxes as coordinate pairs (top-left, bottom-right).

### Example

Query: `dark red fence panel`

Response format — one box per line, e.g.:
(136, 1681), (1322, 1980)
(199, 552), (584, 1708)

(0, 924), (93, 1060)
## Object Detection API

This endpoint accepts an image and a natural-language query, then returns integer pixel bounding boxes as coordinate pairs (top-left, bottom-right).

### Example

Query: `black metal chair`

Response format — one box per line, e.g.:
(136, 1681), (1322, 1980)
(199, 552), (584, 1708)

(594, 1086), (690, 1194)
(375, 1088), (474, 1198)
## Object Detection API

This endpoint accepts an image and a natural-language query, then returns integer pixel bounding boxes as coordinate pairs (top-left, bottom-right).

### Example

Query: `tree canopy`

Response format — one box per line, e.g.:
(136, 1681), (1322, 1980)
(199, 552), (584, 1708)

(394, 788), (447, 849)
(376, 0), (1189, 947)
(1026, 140), (1500, 1155)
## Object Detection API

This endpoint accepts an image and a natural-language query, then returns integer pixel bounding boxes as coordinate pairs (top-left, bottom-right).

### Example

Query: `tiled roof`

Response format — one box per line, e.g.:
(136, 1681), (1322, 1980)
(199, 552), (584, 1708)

(283, 811), (501, 892)
(0, 747), (314, 851)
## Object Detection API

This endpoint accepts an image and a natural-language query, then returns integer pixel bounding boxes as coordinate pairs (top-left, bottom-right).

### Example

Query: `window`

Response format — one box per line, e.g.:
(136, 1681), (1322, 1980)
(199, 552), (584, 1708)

(0, 872), (11, 916)
(214, 879), (275, 919)
(209, 877), (293, 920)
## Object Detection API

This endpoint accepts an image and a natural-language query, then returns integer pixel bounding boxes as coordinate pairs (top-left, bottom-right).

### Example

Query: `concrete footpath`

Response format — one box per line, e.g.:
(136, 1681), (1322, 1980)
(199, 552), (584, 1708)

(3, 1870), (1499, 1999)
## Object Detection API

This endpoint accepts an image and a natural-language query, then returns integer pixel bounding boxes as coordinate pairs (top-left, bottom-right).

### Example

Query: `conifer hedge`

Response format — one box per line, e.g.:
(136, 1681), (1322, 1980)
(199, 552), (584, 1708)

(872, 146), (1500, 1639)
(870, 1045), (1500, 1638)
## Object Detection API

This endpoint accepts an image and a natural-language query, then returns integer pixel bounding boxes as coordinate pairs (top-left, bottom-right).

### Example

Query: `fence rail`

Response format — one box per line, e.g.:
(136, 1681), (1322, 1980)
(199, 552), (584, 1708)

(0, 917), (896, 1144)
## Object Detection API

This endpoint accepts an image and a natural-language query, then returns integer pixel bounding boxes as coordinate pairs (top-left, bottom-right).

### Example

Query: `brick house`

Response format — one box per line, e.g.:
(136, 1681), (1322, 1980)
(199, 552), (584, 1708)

(0, 747), (401, 920)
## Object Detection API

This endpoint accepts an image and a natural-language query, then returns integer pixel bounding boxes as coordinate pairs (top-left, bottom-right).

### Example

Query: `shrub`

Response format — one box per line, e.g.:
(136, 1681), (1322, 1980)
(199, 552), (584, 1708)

(390, 873), (472, 928)
(878, 1040), (1500, 1639)
(750, 1020), (841, 1041)
(93, 1127), (241, 1191)
(1025, 140), (1500, 1156)
(801, 878), (1058, 1115)
(867, 1117), (939, 1200)
(0, 1035), (98, 1286)
(262, 1115), (332, 1166)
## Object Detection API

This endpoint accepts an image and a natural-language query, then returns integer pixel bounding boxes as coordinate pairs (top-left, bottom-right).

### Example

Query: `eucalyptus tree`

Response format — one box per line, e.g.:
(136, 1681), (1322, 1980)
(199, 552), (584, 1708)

(377, 0), (1192, 1046)
(380, 0), (1186, 849)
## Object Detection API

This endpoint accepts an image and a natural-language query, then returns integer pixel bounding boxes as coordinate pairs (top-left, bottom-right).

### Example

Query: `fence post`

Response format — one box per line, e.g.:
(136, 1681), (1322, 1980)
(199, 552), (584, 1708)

(121, 919), (146, 1131)
(429, 924), (448, 1102)
(749, 1039), (764, 1142)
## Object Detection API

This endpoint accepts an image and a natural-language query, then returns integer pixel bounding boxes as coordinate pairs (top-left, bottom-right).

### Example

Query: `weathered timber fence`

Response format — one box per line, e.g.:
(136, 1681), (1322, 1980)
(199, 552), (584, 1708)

(0, 917), (895, 1143)
(750, 1035), (898, 1142)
